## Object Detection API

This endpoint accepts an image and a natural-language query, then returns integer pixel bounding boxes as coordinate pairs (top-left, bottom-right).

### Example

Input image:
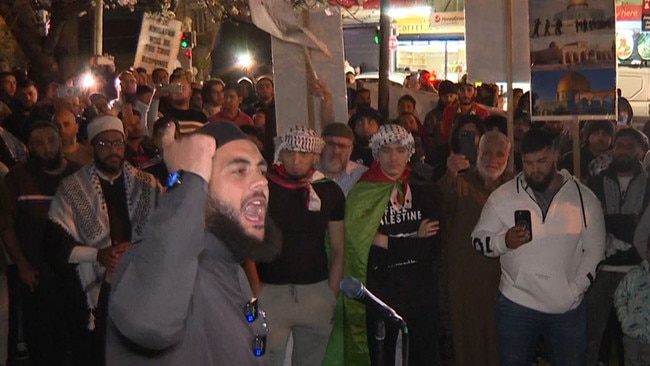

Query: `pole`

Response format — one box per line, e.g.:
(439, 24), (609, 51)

(572, 116), (581, 179)
(94, 0), (103, 55)
(505, 0), (514, 172)
(378, 0), (391, 119)
(374, 320), (385, 366)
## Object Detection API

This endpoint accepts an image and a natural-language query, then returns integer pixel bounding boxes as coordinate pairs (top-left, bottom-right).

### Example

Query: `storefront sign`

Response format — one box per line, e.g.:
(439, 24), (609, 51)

(133, 13), (182, 74)
(396, 14), (464, 35)
(362, 0), (427, 9)
(643, 0), (650, 30)
(617, 4), (642, 21)
(429, 11), (465, 27)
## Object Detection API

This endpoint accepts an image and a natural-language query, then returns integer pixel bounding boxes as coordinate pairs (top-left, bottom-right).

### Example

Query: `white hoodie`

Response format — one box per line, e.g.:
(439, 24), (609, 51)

(471, 170), (605, 314)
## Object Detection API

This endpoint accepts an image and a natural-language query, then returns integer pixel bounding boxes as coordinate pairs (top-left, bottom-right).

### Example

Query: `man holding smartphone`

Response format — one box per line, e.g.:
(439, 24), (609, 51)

(471, 128), (605, 366)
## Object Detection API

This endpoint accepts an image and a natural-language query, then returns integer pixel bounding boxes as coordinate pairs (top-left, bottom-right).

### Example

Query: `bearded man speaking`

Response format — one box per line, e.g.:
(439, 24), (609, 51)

(106, 122), (281, 365)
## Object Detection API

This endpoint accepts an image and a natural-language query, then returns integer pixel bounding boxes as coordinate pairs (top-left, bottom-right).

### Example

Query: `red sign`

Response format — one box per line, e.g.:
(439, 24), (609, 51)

(362, 0), (426, 9)
(389, 35), (398, 51)
(617, 4), (642, 21)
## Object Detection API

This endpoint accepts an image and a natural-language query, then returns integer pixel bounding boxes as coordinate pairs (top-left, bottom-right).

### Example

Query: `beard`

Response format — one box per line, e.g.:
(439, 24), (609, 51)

(525, 168), (555, 192)
(477, 158), (506, 181)
(33, 150), (63, 171)
(321, 155), (345, 175)
(95, 154), (123, 174)
(205, 198), (282, 263)
(611, 156), (636, 173)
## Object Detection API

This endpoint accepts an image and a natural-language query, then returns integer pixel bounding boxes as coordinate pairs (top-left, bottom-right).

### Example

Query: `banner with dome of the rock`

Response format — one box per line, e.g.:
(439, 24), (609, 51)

(529, 0), (616, 120)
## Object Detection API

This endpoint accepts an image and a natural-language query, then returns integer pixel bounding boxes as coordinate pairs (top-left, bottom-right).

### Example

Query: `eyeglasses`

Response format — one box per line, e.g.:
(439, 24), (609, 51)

(243, 298), (268, 357)
(96, 139), (125, 148)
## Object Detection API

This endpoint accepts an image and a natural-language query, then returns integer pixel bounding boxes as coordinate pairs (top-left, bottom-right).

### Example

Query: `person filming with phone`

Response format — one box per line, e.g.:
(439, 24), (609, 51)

(471, 128), (605, 366)
(441, 114), (486, 181)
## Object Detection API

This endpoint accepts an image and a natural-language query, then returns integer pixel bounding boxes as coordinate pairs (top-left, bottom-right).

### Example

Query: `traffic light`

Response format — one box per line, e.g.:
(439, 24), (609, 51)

(184, 49), (192, 59)
(180, 31), (194, 49)
(374, 27), (380, 44)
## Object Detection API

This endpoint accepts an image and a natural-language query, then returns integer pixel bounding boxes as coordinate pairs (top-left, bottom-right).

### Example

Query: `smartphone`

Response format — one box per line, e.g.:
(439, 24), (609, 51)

(56, 86), (81, 98)
(459, 130), (477, 165)
(157, 83), (183, 94)
(514, 210), (532, 241)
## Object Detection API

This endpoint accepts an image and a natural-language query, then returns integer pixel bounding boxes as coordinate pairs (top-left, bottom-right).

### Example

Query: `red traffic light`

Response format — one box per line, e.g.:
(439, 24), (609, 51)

(184, 49), (192, 58)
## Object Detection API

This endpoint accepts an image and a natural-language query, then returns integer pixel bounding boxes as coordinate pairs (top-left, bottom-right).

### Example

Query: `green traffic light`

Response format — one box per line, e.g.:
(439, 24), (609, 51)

(374, 34), (379, 44)
(181, 40), (188, 48)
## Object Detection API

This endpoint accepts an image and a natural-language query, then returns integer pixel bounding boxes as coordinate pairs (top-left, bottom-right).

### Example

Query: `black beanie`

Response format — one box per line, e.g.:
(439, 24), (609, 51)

(321, 123), (354, 141)
(195, 123), (248, 148)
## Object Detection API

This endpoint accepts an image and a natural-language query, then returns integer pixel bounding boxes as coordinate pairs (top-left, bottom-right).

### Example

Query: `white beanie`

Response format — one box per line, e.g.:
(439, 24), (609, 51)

(87, 115), (125, 142)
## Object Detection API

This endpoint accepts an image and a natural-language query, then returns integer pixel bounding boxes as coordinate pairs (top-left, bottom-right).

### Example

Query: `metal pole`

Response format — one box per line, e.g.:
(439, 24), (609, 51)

(505, 0), (515, 172)
(572, 116), (581, 179)
(378, 0), (391, 119)
(94, 0), (103, 55)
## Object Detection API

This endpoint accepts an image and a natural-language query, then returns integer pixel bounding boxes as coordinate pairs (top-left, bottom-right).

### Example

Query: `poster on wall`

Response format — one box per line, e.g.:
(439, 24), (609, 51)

(529, 0), (616, 119)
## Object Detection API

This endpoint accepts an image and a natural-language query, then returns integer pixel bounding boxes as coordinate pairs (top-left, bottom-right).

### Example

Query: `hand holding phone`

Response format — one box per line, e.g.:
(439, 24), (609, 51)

(459, 130), (477, 166)
(506, 210), (532, 249)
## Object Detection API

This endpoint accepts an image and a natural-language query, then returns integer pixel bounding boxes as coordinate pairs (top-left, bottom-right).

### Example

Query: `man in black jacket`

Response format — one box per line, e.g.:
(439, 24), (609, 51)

(585, 128), (650, 365)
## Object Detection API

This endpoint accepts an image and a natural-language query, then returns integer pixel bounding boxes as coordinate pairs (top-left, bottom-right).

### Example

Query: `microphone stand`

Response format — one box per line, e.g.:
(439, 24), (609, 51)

(375, 320), (385, 366)
(401, 324), (409, 366)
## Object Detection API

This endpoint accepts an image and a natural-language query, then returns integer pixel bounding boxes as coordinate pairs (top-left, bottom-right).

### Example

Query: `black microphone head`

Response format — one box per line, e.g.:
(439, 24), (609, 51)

(340, 277), (364, 300)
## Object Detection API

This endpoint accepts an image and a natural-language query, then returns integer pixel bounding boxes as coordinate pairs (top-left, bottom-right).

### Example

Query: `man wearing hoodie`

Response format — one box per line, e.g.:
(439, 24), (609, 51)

(472, 128), (605, 366)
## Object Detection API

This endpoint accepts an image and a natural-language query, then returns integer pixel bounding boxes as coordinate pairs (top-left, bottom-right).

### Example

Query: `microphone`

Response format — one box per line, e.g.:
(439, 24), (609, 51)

(339, 277), (406, 326)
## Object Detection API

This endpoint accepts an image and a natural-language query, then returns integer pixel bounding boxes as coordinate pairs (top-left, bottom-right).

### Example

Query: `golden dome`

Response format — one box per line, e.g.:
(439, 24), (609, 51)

(568, 0), (589, 8)
(557, 72), (591, 94)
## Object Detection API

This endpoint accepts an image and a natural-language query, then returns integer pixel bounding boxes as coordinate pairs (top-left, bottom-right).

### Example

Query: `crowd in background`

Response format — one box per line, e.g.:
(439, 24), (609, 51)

(0, 54), (647, 366)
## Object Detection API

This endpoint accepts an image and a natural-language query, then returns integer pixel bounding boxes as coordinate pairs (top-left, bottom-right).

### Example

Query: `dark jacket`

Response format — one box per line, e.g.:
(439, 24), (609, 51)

(107, 173), (268, 365)
(587, 161), (650, 267)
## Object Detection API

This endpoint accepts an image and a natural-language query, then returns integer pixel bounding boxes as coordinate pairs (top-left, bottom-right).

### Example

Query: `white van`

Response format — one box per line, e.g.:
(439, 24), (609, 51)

(618, 66), (650, 126)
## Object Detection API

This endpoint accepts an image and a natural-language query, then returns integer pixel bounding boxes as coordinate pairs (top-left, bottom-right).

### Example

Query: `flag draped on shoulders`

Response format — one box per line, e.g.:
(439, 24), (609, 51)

(339, 162), (410, 366)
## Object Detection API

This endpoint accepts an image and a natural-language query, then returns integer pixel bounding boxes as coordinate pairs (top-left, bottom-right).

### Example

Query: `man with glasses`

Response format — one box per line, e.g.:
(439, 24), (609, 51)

(316, 123), (367, 196)
(49, 115), (161, 364)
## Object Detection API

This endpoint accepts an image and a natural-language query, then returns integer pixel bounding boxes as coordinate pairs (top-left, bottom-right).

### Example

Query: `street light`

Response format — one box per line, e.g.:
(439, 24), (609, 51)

(237, 53), (253, 68)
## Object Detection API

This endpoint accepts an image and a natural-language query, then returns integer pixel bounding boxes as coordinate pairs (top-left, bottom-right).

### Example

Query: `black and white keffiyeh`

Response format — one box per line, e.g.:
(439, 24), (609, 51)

(49, 162), (160, 329)
(369, 124), (415, 159)
(273, 125), (325, 164)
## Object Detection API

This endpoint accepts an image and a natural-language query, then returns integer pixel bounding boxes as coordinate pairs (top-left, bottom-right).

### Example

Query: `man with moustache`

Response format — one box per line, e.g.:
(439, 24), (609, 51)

(471, 128), (605, 365)
(316, 123), (367, 196)
(584, 128), (650, 365)
(106, 122), (281, 365)
(439, 131), (512, 366)
(2, 121), (81, 365)
(245, 126), (345, 366)
(48, 115), (160, 364)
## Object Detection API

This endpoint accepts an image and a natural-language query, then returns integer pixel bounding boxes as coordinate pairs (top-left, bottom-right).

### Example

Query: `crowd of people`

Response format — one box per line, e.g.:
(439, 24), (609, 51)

(0, 56), (648, 366)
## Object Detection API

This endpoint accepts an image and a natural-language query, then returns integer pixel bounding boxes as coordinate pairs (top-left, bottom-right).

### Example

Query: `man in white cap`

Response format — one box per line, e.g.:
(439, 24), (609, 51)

(48, 115), (161, 364)
(343, 124), (445, 366)
(244, 125), (345, 366)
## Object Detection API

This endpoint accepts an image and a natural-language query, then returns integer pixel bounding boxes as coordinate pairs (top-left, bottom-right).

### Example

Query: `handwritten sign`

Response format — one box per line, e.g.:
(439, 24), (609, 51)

(133, 13), (182, 74)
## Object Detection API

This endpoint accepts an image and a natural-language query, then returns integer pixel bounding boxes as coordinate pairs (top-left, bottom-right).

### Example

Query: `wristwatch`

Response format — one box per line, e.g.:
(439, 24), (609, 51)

(165, 170), (184, 190)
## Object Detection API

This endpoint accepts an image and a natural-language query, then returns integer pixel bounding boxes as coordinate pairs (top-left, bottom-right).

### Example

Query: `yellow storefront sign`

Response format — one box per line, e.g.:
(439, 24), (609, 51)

(395, 12), (465, 35)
